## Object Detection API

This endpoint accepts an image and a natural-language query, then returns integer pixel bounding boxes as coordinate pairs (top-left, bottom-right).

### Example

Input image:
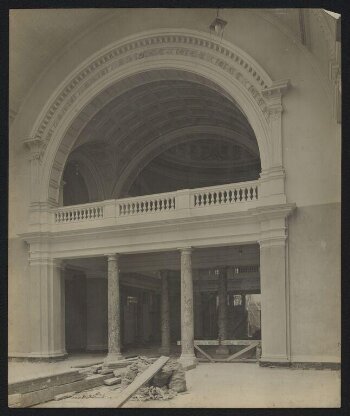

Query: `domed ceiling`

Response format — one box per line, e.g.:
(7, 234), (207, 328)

(63, 71), (261, 203)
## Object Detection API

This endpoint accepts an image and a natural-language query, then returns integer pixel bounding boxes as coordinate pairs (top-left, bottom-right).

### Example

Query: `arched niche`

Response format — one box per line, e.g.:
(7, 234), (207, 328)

(25, 29), (289, 207)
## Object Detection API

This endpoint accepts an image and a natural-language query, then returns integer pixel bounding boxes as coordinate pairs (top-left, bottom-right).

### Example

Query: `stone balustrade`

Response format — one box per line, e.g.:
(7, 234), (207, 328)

(51, 180), (259, 229)
(54, 202), (105, 223)
(118, 192), (176, 216)
(191, 181), (258, 208)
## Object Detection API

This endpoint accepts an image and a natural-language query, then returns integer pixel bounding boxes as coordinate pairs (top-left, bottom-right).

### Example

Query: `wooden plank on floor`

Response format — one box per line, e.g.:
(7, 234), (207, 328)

(194, 344), (215, 363)
(113, 356), (169, 408)
(226, 341), (259, 362)
(177, 340), (260, 346)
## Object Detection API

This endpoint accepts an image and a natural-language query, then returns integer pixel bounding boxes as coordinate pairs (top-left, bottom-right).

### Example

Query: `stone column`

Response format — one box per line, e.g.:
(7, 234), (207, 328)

(194, 288), (203, 339)
(159, 270), (171, 355)
(29, 258), (67, 359)
(259, 236), (290, 365)
(104, 254), (123, 365)
(216, 267), (229, 355)
(179, 247), (197, 369)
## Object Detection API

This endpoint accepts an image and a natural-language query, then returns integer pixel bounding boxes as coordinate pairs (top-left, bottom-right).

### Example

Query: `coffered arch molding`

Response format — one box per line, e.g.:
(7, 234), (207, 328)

(27, 29), (289, 205)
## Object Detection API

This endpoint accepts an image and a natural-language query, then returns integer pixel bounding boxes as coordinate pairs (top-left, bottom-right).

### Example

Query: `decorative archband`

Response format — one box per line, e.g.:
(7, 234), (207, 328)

(31, 30), (281, 154)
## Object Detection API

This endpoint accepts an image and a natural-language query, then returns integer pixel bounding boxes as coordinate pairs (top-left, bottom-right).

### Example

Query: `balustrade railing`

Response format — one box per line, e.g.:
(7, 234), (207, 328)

(118, 193), (176, 216)
(54, 203), (104, 223)
(192, 181), (258, 208)
(53, 180), (259, 226)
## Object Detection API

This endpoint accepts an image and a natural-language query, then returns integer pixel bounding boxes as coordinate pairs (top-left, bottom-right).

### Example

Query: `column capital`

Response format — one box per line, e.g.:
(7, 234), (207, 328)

(106, 253), (119, 262)
(23, 137), (45, 161)
(258, 236), (287, 249)
(178, 247), (193, 255)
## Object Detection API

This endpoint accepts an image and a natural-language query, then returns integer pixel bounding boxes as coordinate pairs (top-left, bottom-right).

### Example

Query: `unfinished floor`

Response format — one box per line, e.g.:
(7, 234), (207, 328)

(32, 362), (340, 408)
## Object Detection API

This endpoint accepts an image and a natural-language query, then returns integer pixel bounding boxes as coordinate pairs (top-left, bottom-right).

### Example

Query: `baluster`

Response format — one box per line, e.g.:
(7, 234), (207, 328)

(197, 194), (202, 206)
(218, 192), (222, 204)
(172, 197), (175, 209)
(232, 189), (236, 202)
(154, 200), (158, 212)
(244, 188), (248, 201)
(145, 201), (148, 212)
(212, 192), (216, 204)
(255, 186), (258, 199)
(203, 194), (207, 206)
(158, 199), (162, 211)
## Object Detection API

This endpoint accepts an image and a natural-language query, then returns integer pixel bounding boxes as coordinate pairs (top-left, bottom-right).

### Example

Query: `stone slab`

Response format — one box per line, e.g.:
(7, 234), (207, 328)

(54, 391), (76, 400)
(104, 377), (121, 386)
(8, 393), (21, 408)
(10, 373), (113, 408)
(8, 369), (85, 395)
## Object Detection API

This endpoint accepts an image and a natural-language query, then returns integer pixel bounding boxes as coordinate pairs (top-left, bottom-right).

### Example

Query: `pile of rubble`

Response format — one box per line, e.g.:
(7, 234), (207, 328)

(120, 356), (187, 402)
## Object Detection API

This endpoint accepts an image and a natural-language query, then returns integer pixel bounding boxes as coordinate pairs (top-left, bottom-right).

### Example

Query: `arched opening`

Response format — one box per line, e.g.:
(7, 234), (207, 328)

(61, 74), (261, 205)
(60, 69), (262, 359)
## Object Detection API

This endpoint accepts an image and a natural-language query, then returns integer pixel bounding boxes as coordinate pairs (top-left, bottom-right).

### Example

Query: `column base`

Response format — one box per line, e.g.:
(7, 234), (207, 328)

(103, 352), (124, 367)
(179, 354), (198, 370)
(16, 351), (68, 362)
(215, 345), (229, 356)
(259, 356), (290, 368)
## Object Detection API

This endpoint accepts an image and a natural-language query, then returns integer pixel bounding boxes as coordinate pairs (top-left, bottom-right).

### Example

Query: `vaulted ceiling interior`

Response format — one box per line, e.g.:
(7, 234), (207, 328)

(62, 72), (260, 206)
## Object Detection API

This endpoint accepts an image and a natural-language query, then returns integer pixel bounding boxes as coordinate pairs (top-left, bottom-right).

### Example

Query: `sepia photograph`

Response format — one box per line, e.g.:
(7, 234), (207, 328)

(8, 7), (341, 408)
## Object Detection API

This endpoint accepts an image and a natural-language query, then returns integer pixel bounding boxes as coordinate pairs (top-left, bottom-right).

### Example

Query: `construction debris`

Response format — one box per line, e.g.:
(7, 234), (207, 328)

(72, 390), (111, 399)
(113, 356), (170, 407)
(114, 356), (187, 404)
(120, 356), (154, 388)
(131, 386), (177, 401)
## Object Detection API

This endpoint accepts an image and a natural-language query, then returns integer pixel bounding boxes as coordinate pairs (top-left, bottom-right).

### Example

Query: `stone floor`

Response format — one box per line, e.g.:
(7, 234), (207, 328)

(33, 362), (340, 408)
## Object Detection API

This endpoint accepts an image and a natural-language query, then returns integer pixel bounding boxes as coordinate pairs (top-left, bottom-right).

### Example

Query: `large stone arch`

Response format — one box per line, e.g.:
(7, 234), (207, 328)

(26, 29), (289, 206)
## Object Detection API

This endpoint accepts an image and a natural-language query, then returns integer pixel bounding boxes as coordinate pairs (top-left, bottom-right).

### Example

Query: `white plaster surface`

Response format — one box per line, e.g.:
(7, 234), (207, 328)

(34, 363), (340, 408)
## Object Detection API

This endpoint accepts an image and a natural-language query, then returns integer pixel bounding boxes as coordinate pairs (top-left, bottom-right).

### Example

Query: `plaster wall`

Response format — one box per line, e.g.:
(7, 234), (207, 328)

(8, 9), (340, 361)
(288, 203), (341, 362)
